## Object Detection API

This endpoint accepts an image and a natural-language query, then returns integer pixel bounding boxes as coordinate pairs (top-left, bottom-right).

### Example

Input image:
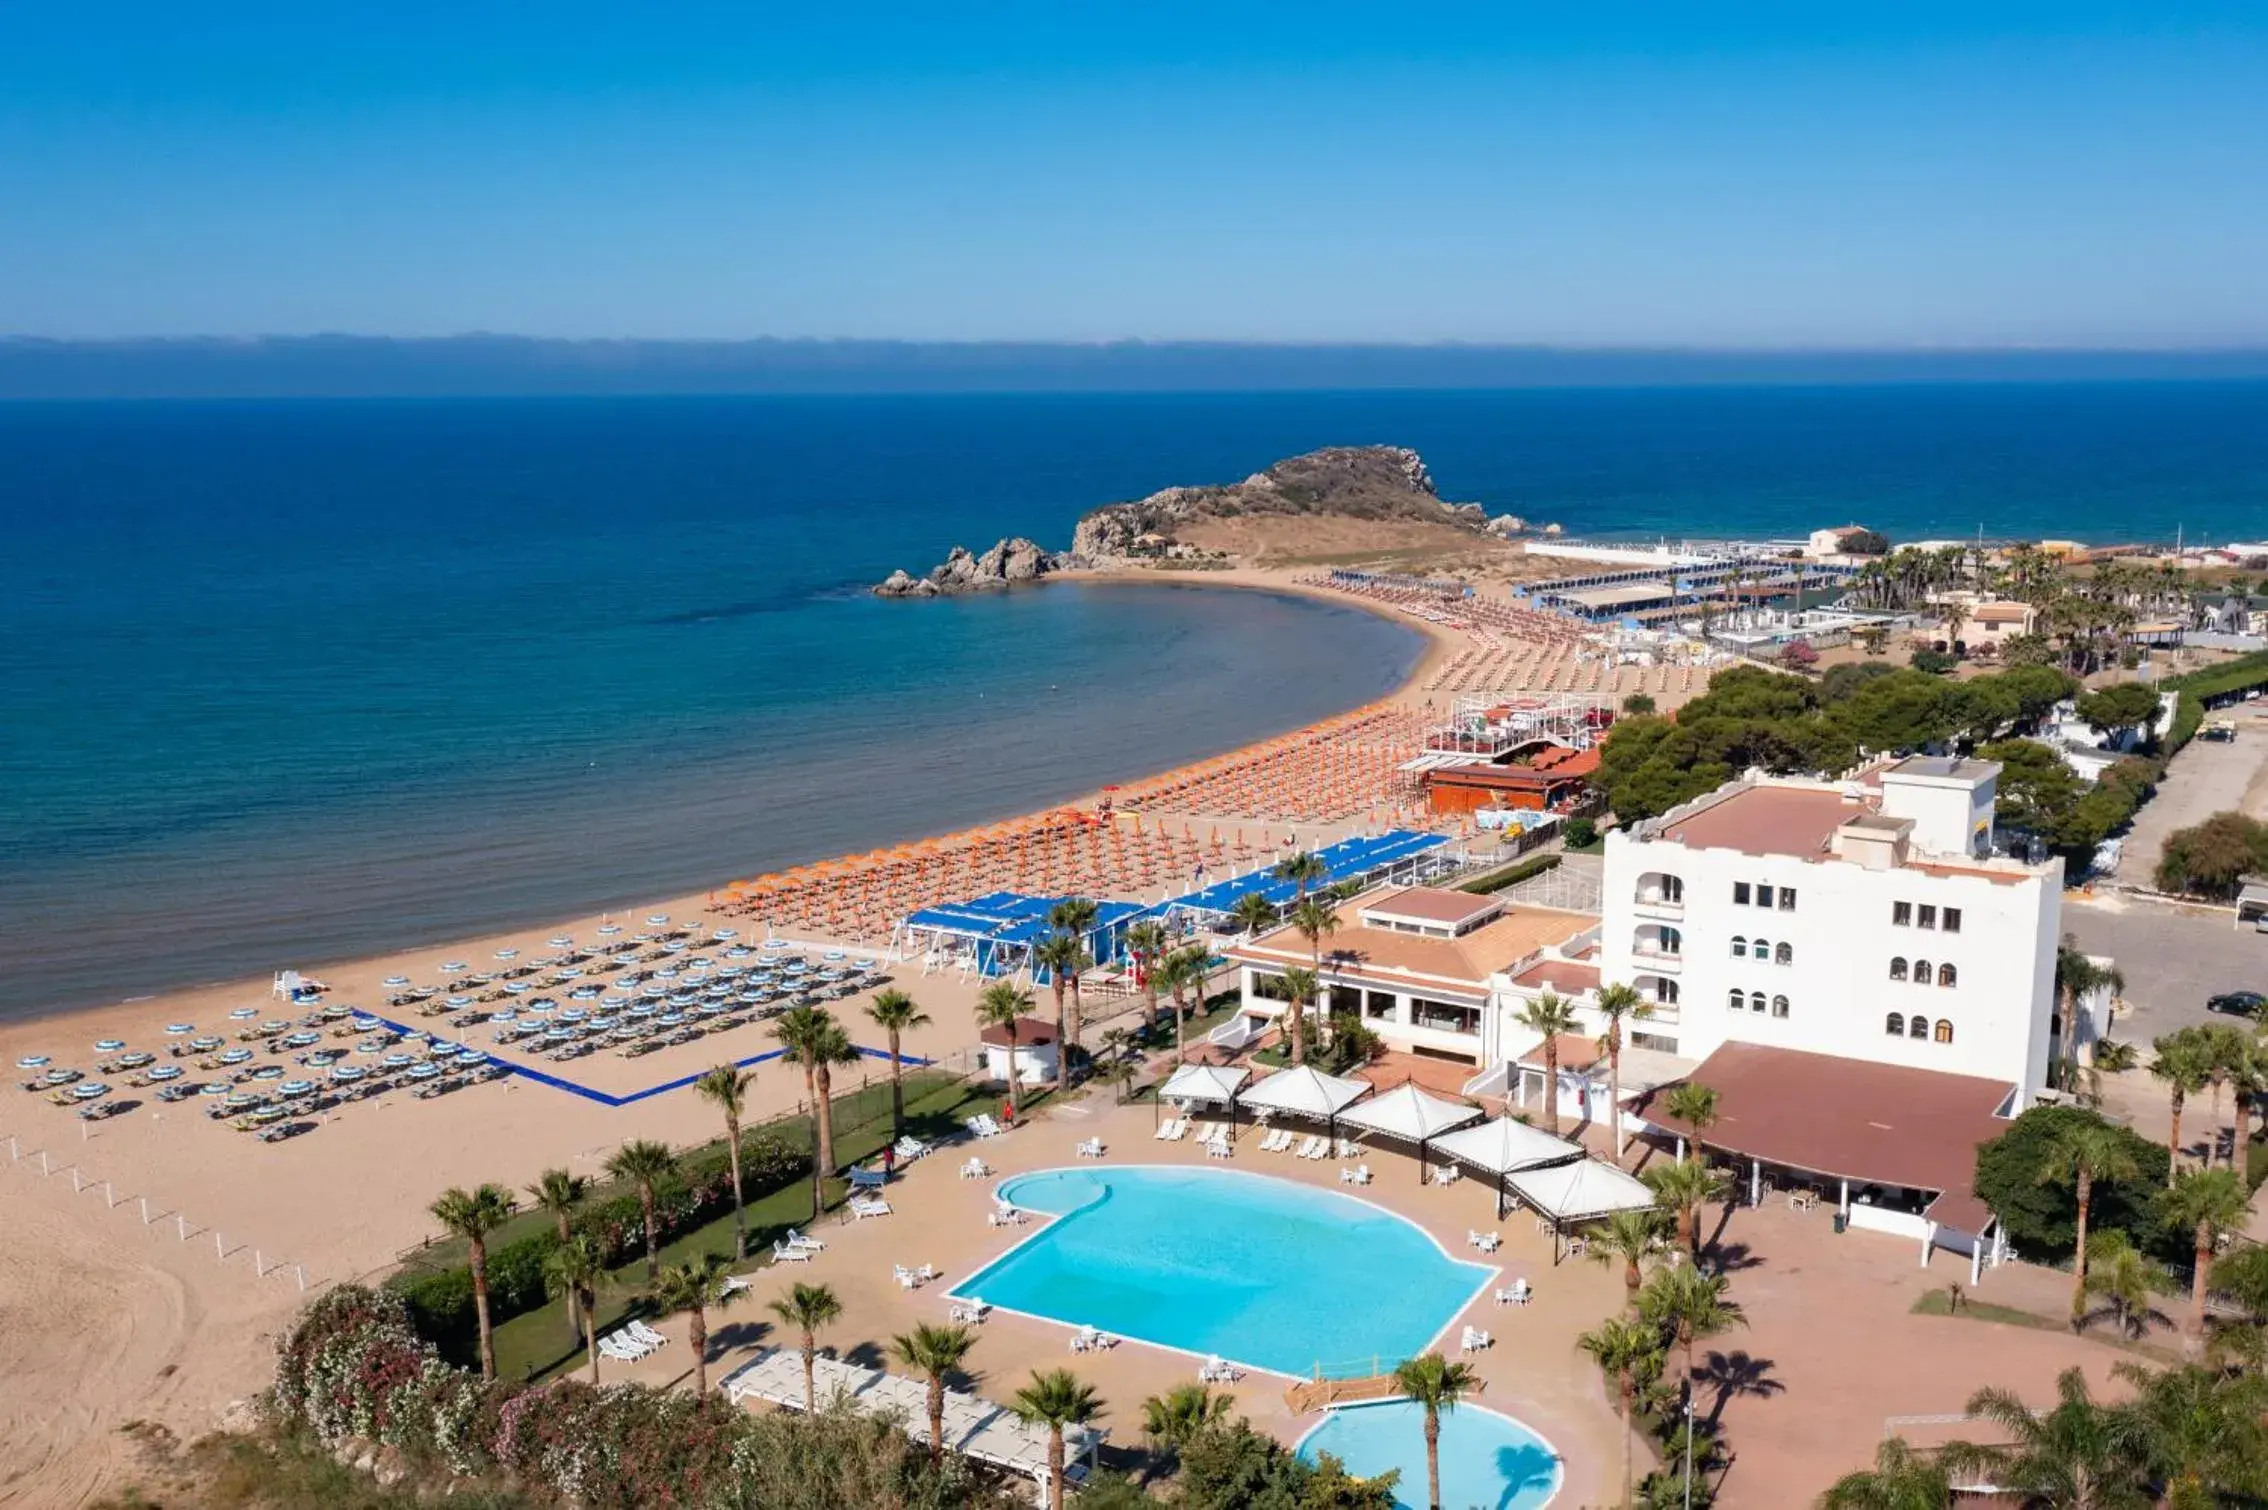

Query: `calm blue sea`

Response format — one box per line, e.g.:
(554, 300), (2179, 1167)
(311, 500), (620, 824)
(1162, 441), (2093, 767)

(4, 384), (2265, 1018)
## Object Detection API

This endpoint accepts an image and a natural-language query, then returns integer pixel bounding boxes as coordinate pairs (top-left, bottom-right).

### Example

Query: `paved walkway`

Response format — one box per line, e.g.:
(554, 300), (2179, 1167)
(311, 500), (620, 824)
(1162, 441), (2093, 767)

(2117, 706), (2268, 885)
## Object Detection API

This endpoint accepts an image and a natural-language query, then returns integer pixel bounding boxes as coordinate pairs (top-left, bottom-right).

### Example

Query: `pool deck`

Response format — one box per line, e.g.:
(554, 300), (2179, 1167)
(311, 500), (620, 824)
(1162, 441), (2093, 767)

(608, 1093), (1624, 1508)
(596, 1075), (2155, 1507)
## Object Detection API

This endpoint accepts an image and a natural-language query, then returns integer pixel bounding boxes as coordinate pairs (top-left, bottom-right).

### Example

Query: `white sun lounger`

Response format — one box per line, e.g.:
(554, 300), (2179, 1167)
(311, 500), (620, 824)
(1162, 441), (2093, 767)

(849, 1195), (892, 1219)
(627, 1320), (669, 1348)
(773, 1240), (816, 1263)
(784, 1228), (827, 1251)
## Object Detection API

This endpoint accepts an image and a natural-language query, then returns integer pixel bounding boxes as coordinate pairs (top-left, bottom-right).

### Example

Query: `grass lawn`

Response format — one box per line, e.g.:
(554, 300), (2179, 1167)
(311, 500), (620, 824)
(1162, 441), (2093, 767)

(1909, 1288), (2180, 1362)
(488, 1073), (1053, 1383)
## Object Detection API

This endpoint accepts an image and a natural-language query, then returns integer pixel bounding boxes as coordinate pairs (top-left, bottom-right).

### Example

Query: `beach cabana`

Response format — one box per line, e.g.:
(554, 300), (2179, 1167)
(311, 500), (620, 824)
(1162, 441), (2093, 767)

(1157, 1062), (1250, 1130)
(1236, 1064), (1371, 1142)
(1506, 1157), (1659, 1261)
(1333, 1082), (1485, 1183)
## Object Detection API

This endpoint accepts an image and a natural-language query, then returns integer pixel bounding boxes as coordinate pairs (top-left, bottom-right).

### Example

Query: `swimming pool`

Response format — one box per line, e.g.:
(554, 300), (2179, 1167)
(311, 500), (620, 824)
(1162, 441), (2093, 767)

(1299, 1399), (1562, 1510)
(952, 1166), (1493, 1377)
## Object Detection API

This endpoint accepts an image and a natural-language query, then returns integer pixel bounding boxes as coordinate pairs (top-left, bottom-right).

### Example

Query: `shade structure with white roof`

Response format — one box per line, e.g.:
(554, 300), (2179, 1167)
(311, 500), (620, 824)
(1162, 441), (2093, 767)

(1333, 1082), (1484, 1183)
(1235, 1064), (1372, 1121)
(1507, 1157), (1659, 1260)
(1427, 1115), (1584, 1177)
(1158, 1062), (1251, 1107)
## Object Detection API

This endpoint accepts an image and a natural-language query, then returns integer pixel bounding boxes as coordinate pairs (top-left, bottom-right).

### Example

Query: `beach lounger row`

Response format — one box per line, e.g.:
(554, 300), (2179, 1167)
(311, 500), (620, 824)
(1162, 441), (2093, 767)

(963, 1114), (1004, 1138)
(1152, 1118), (1188, 1141)
(600, 1320), (671, 1361)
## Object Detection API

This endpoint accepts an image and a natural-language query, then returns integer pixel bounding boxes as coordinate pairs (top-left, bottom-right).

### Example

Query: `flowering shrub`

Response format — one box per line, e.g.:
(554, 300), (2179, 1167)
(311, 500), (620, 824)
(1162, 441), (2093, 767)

(269, 1285), (996, 1507)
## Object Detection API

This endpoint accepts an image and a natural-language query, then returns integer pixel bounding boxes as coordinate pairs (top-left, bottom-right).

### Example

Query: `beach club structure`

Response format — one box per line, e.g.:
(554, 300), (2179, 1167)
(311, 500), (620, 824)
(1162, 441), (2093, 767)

(889, 830), (1459, 983)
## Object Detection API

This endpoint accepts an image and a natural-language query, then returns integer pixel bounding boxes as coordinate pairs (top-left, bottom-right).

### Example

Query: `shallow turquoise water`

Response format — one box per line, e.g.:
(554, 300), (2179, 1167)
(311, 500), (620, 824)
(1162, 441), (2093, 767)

(952, 1166), (1493, 1377)
(1298, 1399), (1563, 1510)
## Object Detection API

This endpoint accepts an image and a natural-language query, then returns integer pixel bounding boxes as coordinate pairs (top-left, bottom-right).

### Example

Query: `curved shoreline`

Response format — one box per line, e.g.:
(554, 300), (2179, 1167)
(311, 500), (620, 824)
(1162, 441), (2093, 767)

(6, 570), (1451, 1032)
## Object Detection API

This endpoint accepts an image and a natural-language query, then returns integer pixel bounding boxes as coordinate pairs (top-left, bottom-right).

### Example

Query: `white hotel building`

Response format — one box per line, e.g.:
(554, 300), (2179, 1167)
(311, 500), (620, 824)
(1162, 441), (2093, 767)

(1597, 755), (2065, 1105)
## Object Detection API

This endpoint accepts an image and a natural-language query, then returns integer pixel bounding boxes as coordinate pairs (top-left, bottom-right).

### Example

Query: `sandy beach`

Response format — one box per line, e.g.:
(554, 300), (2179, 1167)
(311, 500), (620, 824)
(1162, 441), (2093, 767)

(0, 559), (1704, 1504)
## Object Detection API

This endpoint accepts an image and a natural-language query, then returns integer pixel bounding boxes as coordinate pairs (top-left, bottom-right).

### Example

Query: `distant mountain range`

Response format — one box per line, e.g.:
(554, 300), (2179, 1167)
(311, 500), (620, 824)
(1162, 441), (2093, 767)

(4, 335), (2267, 399)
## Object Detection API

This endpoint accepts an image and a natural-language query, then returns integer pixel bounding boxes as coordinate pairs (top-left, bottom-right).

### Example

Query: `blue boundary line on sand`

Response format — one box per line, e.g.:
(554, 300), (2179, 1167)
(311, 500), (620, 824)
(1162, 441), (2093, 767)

(366, 1013), (932, 1108)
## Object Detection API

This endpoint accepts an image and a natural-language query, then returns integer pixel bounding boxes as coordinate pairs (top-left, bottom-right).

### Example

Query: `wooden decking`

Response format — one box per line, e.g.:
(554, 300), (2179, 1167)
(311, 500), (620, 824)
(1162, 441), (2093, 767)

(1284, 1372), (1402, 1414)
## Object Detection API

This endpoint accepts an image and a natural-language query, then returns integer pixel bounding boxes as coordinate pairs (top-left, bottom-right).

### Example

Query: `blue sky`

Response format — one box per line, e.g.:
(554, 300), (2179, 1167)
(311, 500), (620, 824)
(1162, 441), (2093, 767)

(4, 3), (2265, 345)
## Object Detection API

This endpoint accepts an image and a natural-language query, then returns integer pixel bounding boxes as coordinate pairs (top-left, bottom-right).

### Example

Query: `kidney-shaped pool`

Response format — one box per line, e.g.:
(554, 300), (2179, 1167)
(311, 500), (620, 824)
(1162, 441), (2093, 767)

(952, 1166), (1495, 1378)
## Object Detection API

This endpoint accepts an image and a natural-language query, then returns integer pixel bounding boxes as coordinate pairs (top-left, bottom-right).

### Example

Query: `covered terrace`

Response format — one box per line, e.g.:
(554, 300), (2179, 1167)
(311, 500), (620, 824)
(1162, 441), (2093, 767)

(1632, 1043), (2016, 1280)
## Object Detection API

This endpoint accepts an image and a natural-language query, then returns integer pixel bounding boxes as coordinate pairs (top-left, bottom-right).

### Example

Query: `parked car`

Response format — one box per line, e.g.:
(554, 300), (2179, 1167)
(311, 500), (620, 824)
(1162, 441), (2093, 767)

(2207, 990), (2266, 1017)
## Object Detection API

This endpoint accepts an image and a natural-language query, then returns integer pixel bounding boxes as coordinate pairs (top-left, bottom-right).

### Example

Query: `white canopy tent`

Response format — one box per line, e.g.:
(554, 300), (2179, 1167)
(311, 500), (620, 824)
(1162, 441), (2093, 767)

(1334, 1082), (1486, 1184)
(1428, 1115), (1584, 1176)
(1157, 1062), (1251, 1130)
(1507, 1157), (1660, 1261)
(1236, 1065), (1372, 1121)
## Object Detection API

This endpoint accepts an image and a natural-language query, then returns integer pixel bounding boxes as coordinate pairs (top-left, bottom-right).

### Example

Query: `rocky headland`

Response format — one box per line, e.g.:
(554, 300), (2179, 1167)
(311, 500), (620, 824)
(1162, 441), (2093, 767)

(873, 444), (1540, 596)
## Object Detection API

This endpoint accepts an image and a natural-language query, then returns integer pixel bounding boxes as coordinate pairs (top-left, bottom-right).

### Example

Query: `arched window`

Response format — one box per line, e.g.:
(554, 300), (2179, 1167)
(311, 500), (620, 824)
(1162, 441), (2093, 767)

(1728, 989), (1746, 1012)
(1752, 937), (1770, 960)
(1662, 875), (1684, 903)
(1771, 994), (1790, 1019)
(1775, 942), (1793, 966)
(1909, 1016), (1930, 1039)
(1913, 960), (1932, 988)
(1934, 1019), (1954, 1044)
(1937, 963), (1957, 987)
(1730, 936), (1747, 958)
(1885, 1012), (1905, 1036)
(1657, 979), (1680, 1006)
(1889, 957), (1908, 981)
(1660, 926), (1682, 956)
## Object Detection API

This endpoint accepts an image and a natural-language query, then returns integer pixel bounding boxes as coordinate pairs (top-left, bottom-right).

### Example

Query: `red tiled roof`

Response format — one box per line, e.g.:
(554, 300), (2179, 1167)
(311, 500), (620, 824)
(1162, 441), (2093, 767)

(1510, 959), (1602, 994)
(1658, 785), (1861, 860)
(979, 1016), (1058, 1048)
(1632, 1042), (2012, 1234)
(1362, 886), (1502, 927)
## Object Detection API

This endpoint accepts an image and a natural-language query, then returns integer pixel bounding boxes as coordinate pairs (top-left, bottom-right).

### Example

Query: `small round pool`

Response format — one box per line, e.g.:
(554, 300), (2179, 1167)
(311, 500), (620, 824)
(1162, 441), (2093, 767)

(1298, 1398), (1562, 1510)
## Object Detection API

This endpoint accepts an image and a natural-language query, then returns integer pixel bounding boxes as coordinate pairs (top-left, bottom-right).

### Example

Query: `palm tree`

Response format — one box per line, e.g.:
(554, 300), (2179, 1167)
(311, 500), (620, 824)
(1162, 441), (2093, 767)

(2052, 941), (2122, 1094)
(1817, 1437), (1954, 1510)
(975, 980), (1034, 1118)
(2033, 1111), (2142, 1326)
(1579, 1317), (1661, 1509)
(890, 1322), (979, 1468)
(603, 1139), (677, 1281)
(1593, 981), (1653, 1159)
(2153, 1028), (2217, 1179)
(2082, 1039), (2137, 1109)
(1939, 1368), (2149, 1509)
(1288, 895), (1342, 1051)
(544, 1230), (609, 1384)
(2112, 1359), (2268, 1507)
(1639, 1265), (1747, 1404)
(864, 989), (930, 1141)
(1514, 989), (1583, 1136)
(1273, 849), (1328, 901)
(1643, 1159), (1725, 1258)
(649, 1252), (744, 1396)
(767, 1281), (843, 1412)
(1228, 891), (1278, 938)
(1390, 1352), (1479, 1510)
(428, 1183), (516, 1379)
(774, 1005), (857, 1217)
(1033, 934), (1087, 1095)
(1157, 945), (1210, 1062)
(1011, 1368), (1104, 1510)
(2080, 1231), (2175, 1340)
(1121, 919), (1170, 1036)
(1140, 1381), (1232, 1460)
(1661, 1081), (1721, 1166)
(1585, 1208), (1669, 1313)
(1275, 966), (1320, 1067)
(694, 1064), (755, 1261)
(1048, 896), (1101, 1090)
(2216, 1028), (2265, 1172)
(527, 1167), (590, 1339)
(2158, 1166), (2253, 1355)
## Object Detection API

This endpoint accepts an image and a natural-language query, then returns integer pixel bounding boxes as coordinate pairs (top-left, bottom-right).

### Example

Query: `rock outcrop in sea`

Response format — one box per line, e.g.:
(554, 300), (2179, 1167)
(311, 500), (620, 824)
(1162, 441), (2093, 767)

(871, 537), (1077, 597)
(872, 443), (1538, 595)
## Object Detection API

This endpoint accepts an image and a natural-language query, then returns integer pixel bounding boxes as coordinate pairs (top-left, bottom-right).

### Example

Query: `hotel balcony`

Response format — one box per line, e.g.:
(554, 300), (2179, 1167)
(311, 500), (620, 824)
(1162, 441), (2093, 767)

(1630, 946), (1684, 973)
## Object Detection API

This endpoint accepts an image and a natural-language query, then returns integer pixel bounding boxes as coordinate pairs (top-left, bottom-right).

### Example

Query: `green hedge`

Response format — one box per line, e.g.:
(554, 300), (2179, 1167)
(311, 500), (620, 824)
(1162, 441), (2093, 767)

(1459, 851), (1563, 895)
(393, 1133), (807, 1361)
(2166, 649), (2268, 701)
